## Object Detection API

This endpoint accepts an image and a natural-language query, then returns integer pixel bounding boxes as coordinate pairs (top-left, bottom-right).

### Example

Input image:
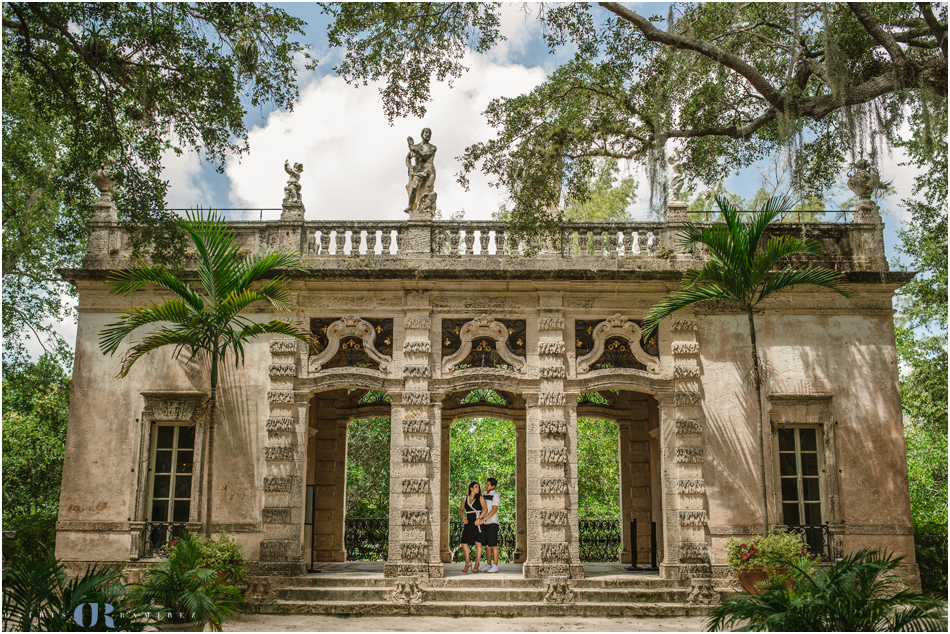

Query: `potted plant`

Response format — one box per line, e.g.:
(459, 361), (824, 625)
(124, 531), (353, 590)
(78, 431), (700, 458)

(130, 532), (243, 632)
(196, 532), (247, 586)
(725, 529), (810, 594)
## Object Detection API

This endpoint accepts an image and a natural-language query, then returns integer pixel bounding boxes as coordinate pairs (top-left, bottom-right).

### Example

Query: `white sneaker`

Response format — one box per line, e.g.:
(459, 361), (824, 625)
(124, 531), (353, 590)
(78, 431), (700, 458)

(487, 565), (499, 573)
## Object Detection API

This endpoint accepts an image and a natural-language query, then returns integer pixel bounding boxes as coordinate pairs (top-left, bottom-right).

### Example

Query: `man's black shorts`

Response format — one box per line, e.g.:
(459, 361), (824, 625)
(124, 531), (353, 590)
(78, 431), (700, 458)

(482, 523), (499, 547)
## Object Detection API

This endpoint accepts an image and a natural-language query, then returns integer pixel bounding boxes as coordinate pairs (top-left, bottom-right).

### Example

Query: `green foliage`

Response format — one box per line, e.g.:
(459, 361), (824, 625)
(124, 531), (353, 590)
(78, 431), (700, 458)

(904, 421), (948, 595)
(577, 419), (620, 520)
(725, 530), (809, 573)
(2, 511), (58, 564)
(2, 3), (315, 360)
(563, 158), (637, 222)
(2, 354), (70, 518)
(2, 555), (155, 632)
(129, 533), (242, 631)
(321, 3), (947, 238)
(449, 418), (517, 518)
(194, 533), (247, 585)
(345, 418), (392, 518)
(707, 549), (948, 632)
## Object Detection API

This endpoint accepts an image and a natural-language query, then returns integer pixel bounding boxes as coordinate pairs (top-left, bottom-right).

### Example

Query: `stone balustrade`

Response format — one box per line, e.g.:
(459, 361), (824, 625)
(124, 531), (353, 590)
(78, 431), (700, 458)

(83, 215), (888, 273)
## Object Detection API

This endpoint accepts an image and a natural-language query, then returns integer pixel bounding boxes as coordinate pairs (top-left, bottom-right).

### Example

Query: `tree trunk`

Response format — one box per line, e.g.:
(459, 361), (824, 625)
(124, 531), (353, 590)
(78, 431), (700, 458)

(747, 308), (770, 535)
(205, 349), (219, 539)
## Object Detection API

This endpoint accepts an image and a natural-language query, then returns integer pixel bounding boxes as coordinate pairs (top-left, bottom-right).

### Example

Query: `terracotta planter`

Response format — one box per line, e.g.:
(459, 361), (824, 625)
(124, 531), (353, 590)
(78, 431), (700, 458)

(738, 567), (789, 594)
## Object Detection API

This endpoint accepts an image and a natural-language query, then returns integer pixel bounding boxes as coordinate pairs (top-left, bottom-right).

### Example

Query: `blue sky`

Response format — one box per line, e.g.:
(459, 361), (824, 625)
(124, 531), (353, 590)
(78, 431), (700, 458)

(26, 2), (927, 358)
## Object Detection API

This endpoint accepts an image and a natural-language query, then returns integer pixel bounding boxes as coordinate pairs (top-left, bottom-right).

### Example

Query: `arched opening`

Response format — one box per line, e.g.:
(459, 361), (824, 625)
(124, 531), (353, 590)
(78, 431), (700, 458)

(440, 388), (525, 574)
(304, 388), (391, 570)
(576, 390), (662, 569)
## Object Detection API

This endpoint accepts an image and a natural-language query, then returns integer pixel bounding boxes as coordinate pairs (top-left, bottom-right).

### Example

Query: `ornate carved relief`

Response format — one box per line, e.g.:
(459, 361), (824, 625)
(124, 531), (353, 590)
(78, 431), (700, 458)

(681, 542), (709, 563)
(404, 340), (431, 353)
(270, 339), (298, 353)
(542, 577), (574, 603)
(538, 392), (566, 406)
(538, 317), (565, 331)
(401, 510), (429, 525)
(539, 419), (568, 434)
(679, 510), (708, 526)
(401, 478), (430, 493)
(540, 543), (569, 561)
(441, 316), (526, 373)
(262, 508), (292, 524)
(309, 316), (393, 373)
(267, 390), (296, 404)
(263, 476), (294, 492)
(674, 391), (701, 405)
(405, 317), (431, 330)
(145, 399), (200, 422)
(403, 392), (430, 405)
(674, 366), (701, 378)
(671, 319), (698, 331)
(539, 365), (567, 378)
(687, 578), (721, 605)
(576, 315), (660, 373)
(675, 446), (705, 463)
(401, 447), (431, 463)
(540, 448), (568, 463)
(403, 364), (431, 377)
(264, 445), (295, 461)
(537, 510), (569, 525)
(268, 363), (297, 377)
(402, 419), (430, 433)
(677, 479), (706, 494)
(675, 419), (703, 435)
(672, 342), (700, 355)
(390, 576), (424, 604)
(538, 341), (566, 355)
(540, 478), (568, 494)
(265, 417), (295, 432)
(400, 543), (428, 562)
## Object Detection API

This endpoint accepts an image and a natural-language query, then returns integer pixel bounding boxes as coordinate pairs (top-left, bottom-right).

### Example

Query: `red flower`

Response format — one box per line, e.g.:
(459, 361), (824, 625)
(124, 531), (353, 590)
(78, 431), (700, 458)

(802, 547), (809, 554)
(740, 545), (757, 562)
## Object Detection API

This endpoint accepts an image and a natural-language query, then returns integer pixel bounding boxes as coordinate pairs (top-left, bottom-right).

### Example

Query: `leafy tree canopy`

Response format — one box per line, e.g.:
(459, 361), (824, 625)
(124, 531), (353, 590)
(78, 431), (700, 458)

(2, 3), (314, 364)
(321, 2), (947, 236)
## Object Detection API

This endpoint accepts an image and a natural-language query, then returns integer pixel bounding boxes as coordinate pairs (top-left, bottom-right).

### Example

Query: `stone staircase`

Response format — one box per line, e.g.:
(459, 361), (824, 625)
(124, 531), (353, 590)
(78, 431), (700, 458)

(249, 564), (721, 617)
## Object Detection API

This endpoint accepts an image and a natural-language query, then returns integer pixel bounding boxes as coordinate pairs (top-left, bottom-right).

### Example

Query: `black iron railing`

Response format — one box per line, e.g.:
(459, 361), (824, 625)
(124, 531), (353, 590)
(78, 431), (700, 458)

(786, 524), (832, 561)
(143, 522), (187, 558)
(579, 519), (622, 562)
(344, 518), (389, 561)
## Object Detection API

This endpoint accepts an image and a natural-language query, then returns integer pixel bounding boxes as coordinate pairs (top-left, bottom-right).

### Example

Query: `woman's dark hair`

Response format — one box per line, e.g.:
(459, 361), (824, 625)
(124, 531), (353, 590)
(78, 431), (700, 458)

(468, 481), (480, 495)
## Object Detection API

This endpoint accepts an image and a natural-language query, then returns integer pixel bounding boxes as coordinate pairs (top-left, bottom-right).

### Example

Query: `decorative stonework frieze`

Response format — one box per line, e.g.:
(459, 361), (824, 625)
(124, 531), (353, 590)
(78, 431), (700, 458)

(262, 508), (292, 524)
(542, 577), (574, 604)
(539, 366), (567, 378)
(309, 315), (393, 373)
(677, 479), (706, 494)
(540, 447), (568, 463)
(672, 342), (700, 355)
(402, 419), (430, 434)
(441, 315), (527, 374)
(681, 542), (709, 563)
(540, 478), (568, 494)
(671, 319), (698, 331)
(402, 447), (431, 463)
(264, 446), (295, 461)
(402, 391), (430, 406)
(539, 419), (568, 434)
(265, 417), (295, 432)
(538, 392), (565, 406)
(538, 341), (566, 355)
(674, 391), (701, 405)
(540, 543), (569, 561)
(405, 317), (431, 330)
(267, 390), (296, 404)
(675, 446), (705, 463)
(538, 317), (565, 331)
(537, 510), (569, 525)
(146, 399), (201, 422)
(675, 419), (703, 435)
(401, 478), (430, 493)
(403, 340), (431, 353)
(263, 476), (294, 492)
(575, 314), (660, 374)
(679, 510), (708, 527)
(674, 366), (701, 378)
(401, 510), (429, 525)
(270, 339), (299, 353)
(401, 542), (428, 562)
(260, 540), (288, 560)
(687, 578), (721, 605)
(268, 363), (297, 377)
(403, 365), (431, 378)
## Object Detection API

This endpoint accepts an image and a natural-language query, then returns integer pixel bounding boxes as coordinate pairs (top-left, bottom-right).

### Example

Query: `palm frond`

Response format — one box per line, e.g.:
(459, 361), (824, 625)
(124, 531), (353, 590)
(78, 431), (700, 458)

(749, 234), (822, 285)
(100, 300), (195, 355)
(182, 210), (243, 302)
(642, 285), (734, 338)
(742, 195), (793, 258)
(116, 327), (202, 378)
(106, 263), (205, 312)
(756, 267), (853, 305)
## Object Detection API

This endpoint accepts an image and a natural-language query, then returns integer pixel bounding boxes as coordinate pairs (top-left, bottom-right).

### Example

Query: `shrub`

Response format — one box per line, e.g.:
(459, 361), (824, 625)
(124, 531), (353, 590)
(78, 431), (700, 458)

(3, 510), (58, 562)
(914, 519), (949, 596)
(195, 532), (247, 584)
(708, 549), (948, 632)
(725, 530), (809, 572)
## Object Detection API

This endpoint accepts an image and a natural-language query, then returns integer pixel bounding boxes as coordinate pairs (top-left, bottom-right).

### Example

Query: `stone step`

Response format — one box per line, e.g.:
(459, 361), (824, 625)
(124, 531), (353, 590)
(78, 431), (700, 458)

(274, 585), (689, 604)
(256, 599), (714, 618)
(267, 574), (681, 590)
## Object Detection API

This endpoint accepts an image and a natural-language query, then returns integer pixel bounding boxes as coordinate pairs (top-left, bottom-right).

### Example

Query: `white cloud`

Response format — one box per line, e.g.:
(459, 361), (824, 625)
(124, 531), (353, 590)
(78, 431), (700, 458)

(161, 147), (213, 212)
(225, 54), (546, 221)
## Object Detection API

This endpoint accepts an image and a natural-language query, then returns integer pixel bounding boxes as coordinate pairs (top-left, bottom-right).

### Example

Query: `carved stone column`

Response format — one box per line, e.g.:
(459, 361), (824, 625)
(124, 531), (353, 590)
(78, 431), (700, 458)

(308, 396), (347, 562)
(439, 408), (451, 563)
(514, 419), (527, 563)
(619, 396), (653, 565)
(259, 337), (309, 575)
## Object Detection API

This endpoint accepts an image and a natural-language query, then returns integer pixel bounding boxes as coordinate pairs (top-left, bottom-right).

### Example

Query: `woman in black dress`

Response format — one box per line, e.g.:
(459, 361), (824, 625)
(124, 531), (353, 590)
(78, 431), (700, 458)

(459, 481), (486, 573)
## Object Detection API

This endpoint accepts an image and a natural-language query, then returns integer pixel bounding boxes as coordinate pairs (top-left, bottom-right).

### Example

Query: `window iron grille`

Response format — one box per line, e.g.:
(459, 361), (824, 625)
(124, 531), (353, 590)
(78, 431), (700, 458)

(786, 524), (832, 561)
(343, 518), (389, 561)
(143, 521), (188, 558)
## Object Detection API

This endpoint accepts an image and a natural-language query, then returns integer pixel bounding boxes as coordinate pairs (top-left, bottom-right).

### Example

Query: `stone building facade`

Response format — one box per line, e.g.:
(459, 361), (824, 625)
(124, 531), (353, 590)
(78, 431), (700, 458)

(55, 190), (919, 586)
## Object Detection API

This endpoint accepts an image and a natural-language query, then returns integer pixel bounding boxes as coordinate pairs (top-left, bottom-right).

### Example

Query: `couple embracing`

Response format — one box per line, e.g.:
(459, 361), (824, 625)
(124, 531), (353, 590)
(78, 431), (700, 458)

(459, 478), (500, 573)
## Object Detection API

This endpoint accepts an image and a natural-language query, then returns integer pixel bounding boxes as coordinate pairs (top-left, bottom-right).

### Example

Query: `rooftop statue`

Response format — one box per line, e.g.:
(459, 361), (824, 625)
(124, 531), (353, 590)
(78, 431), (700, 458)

(667, 147), (685, 202)
(283, 160), (303, 204)
(405, 128), (437, 218)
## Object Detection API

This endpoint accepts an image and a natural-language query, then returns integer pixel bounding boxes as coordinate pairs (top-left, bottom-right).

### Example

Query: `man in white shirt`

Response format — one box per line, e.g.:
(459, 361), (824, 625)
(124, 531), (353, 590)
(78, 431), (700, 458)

(479, 477), (500, 573)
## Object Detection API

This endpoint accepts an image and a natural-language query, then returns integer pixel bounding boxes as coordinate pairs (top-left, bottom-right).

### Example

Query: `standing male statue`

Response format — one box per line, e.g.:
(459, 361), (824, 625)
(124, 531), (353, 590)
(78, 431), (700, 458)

(405, 128), (437, 216)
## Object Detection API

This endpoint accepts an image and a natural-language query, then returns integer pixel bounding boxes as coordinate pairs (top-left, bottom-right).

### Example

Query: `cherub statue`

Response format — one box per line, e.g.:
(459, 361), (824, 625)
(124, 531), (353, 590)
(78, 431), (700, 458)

(283, 160), (303, 204)
(405, 128), (437, 213)
(667, 147), (685, 202)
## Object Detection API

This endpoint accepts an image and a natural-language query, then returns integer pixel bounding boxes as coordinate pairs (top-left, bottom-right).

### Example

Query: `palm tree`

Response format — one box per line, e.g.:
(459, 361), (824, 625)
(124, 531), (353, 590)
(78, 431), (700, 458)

(642, 196), (852, 533)
(100, 210), (314, 538)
